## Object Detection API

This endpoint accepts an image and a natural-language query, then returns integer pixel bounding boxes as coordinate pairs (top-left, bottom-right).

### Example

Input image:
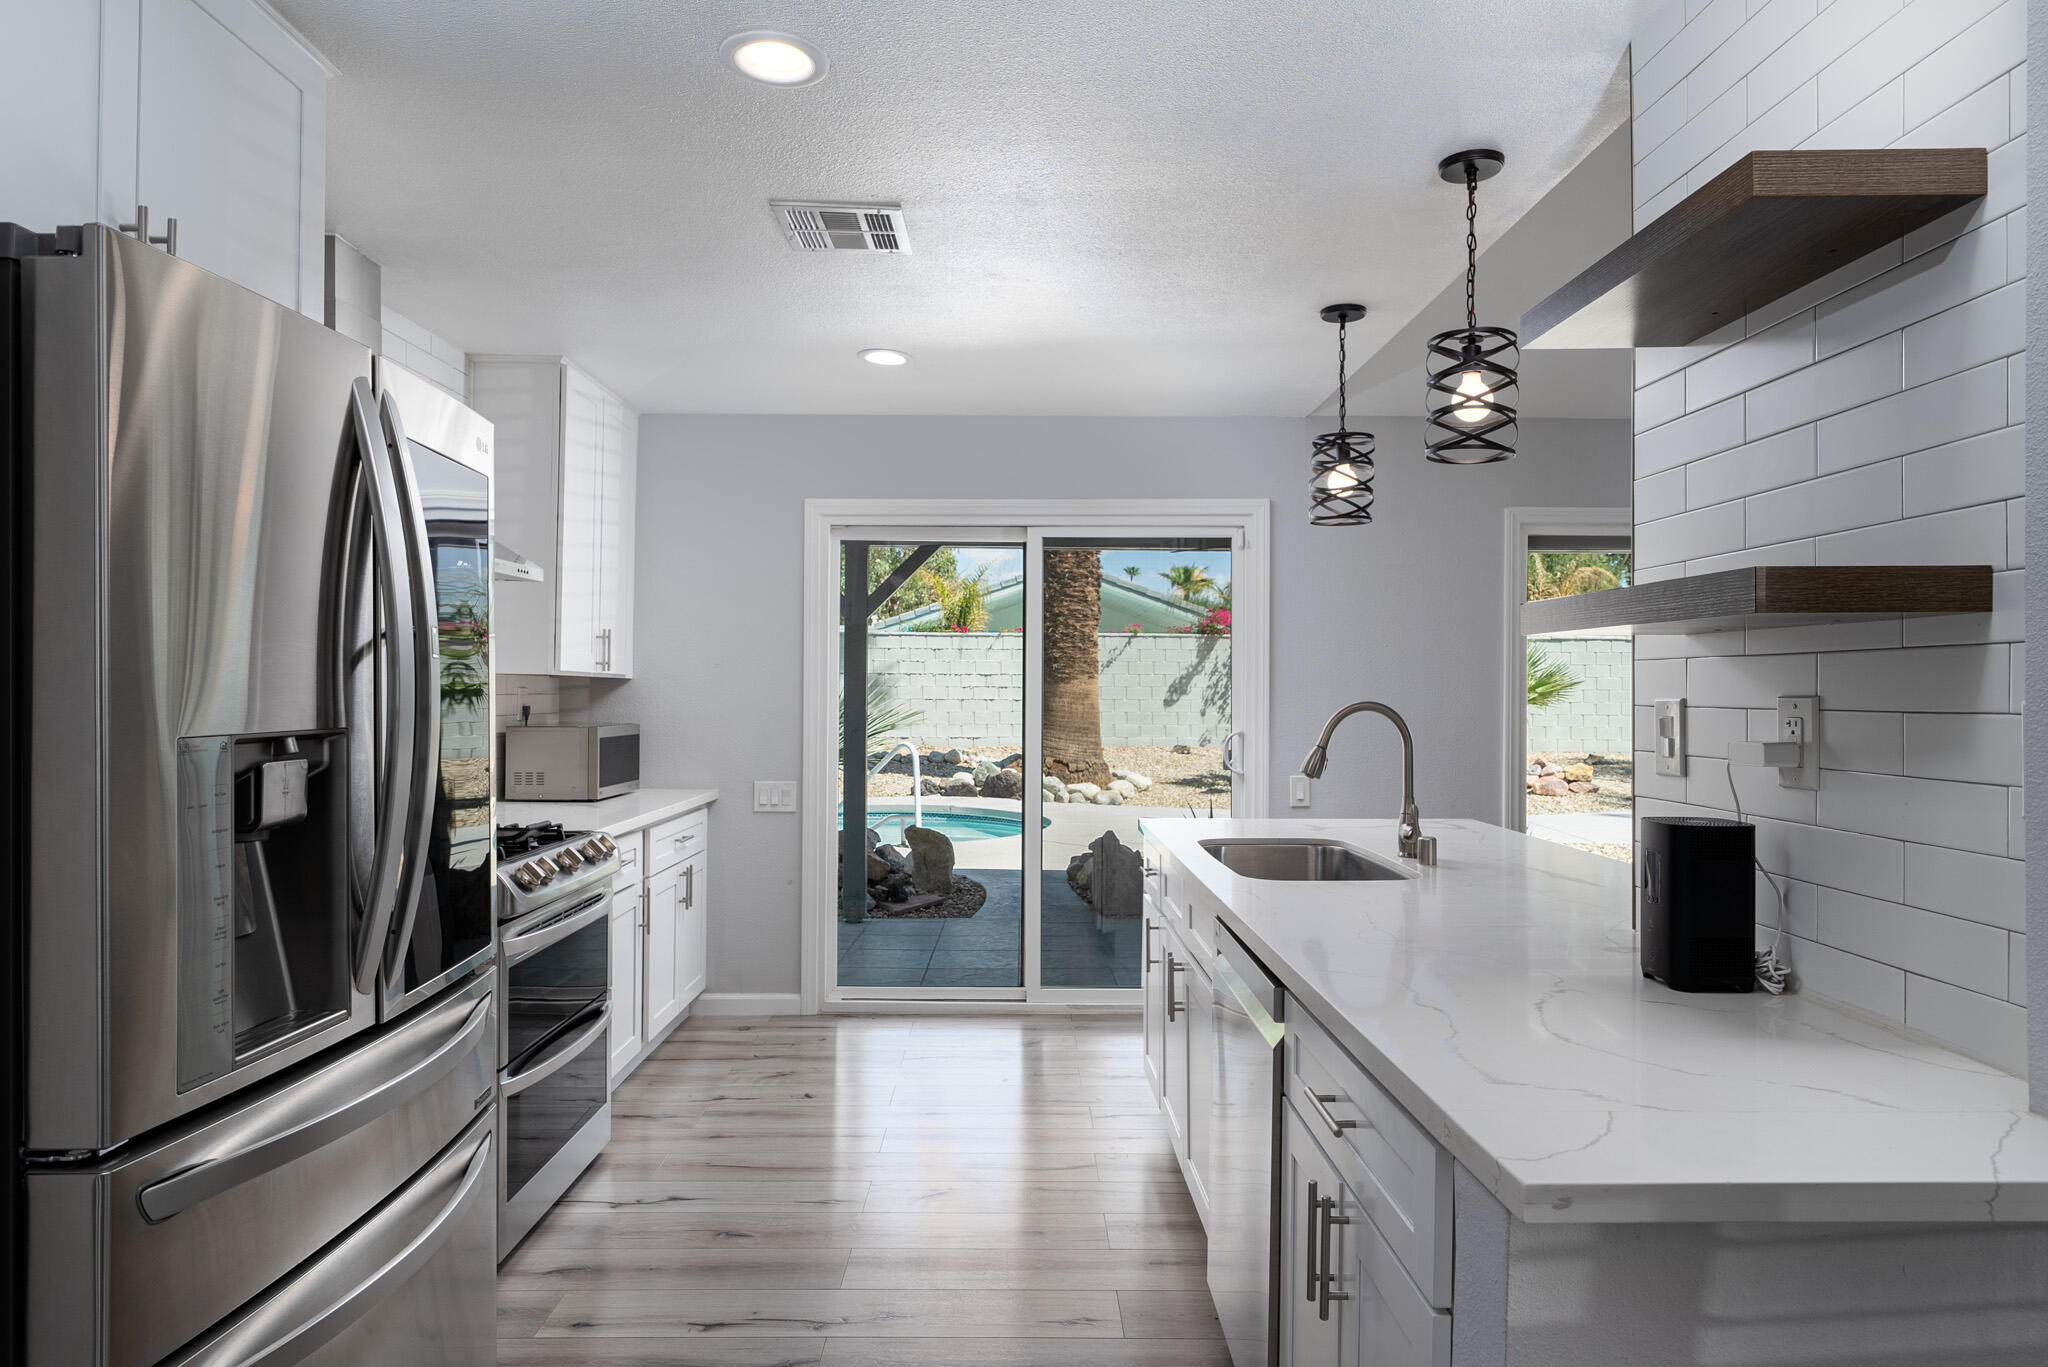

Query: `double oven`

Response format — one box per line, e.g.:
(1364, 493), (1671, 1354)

(495, 821), (620, 1257)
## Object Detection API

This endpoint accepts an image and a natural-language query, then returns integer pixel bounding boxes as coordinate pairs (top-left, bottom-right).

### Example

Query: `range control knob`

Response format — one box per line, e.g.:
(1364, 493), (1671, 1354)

(510, 865), (539, 890)
(580, 839), (607, 860)
(594, 833), (617, 854)
(555, 848), (583, 870)
(525, 858), (554, 880)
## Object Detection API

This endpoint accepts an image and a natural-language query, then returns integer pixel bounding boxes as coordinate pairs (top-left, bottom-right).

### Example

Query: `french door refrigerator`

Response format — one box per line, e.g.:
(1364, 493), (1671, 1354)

(2, 223), (499, 1367)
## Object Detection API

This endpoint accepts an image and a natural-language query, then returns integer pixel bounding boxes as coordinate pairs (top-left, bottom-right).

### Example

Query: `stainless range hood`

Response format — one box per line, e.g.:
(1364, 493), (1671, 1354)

(493, 542), (544, 582)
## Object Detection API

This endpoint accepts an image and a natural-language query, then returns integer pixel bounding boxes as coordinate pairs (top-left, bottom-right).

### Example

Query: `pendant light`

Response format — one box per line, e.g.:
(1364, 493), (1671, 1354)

(1425, 149), (1519, 463)
(1311, 303), (1375, 526)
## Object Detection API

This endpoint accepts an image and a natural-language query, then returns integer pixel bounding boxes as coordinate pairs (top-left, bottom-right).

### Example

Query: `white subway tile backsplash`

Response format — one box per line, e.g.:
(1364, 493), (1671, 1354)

(1816, 643), (2010, 712)
(1743, 458), (1900, 545)
(1801, 75), (1905, 149)
(1903, 974), (2027, 1072)
(1900, 0), (2024, 132)
(1902, 712), (2024, 785)
(1636, 0), (1690, 83)
(1818, 888), (2010, 996)
(1786, 935), (1906, 1020)
(1633, 0), (2029, 1071)
(1815, 0), (2005, 125)
(1637, 500), (1746, 568)
(1634, 751), (1687, 801)
(1638, 396), (1748, 474)
(1814, 769), (2011, 854)
(1904, 842), (2026, 931)
(1814, 501), (2008, 568)
(2010, 934), (2027, 1004)
(1685, 426), (1816, 506)
(1815, 219), (2006, 359)
(1814, 361), (2005, 474)
(1744, 334), (1902, 437)
(1757, 872), (1820, 941)
(1746, 0), (1898, 118)
(1900, 425), (2024, 515)
(1686, 651), (1817, 706)
(1817, 710), (1903, 773)
(1900, 281), (2024, 388)
(1636, 468), (1688, 523)
(1687, 313), (1816, 409)
(1636, 372), (1687, 431)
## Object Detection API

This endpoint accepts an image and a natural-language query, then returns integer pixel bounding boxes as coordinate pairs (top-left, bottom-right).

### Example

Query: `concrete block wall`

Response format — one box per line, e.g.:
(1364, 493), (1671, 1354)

(858, 633), (1234, 748)
(1527, 633), (1634, 753)
(1630, 0), (2027, 1070)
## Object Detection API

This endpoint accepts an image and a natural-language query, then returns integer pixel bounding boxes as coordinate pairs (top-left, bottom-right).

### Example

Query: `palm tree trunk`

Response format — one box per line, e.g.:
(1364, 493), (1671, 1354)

(1041, 548), (1112, 786)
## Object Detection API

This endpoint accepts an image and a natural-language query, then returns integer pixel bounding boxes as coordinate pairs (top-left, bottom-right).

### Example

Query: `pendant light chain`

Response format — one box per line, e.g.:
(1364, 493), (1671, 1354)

(1336, 314), (1348, 430)
(1464, 165), (1479, 332)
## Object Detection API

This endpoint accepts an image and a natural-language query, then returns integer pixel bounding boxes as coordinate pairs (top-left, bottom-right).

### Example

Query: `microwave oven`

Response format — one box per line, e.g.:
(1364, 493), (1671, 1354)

(501, 724), (640, 801)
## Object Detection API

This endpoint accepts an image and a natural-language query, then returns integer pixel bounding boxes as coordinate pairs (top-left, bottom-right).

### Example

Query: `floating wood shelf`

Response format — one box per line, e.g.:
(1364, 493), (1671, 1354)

(1520, 149), (1987, 349)
(1521, 565), (1993, 636)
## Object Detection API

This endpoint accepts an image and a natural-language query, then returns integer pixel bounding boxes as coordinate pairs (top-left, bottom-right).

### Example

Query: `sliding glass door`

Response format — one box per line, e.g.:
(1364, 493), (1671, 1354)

(822, 511), (1258, 1005)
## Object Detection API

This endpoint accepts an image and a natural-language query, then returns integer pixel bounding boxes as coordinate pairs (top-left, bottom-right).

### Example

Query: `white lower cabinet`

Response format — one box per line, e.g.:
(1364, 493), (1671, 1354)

(643, 860), (683, 1038)
(605, 811), (712, 1089)
(1142, 910), (1166, 1098)
(608, 887), (644, 1085)
(1157, 916), (1213, 1221)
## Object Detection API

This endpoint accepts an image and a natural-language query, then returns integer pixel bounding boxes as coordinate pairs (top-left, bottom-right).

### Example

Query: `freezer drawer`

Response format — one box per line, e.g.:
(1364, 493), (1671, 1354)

(163, 1108), (497, 1367)
(25, 970), (496, 1367)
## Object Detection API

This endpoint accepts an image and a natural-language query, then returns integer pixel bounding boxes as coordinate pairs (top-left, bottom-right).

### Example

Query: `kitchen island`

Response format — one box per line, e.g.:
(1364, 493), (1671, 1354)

(1139, 817), (2048, 1366)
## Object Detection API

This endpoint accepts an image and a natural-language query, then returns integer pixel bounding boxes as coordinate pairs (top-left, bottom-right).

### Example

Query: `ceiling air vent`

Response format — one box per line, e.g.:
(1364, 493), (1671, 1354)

(771, 201), (911, 254)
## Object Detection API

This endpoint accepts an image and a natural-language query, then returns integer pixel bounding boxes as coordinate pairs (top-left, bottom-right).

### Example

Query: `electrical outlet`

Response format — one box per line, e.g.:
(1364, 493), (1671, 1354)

(1774, 696), (1820, 791)
(1289, 774), (1311, 808)
(753, 780), (798, 812)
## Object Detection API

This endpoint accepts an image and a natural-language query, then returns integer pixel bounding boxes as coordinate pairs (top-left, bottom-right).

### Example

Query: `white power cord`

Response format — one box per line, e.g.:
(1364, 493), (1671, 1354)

(1724, 763), (1791, 995)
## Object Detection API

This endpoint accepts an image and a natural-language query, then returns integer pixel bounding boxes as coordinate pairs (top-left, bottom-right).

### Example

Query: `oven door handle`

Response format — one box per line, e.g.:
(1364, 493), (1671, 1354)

(503, 1003), (610, 1098)
(137, 991), (492, 1224)
(501, 892), (611, 968)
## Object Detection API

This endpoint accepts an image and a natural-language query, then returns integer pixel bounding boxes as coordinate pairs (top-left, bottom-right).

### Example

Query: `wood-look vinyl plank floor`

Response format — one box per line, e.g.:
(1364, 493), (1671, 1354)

(502, 1013), (1219, 1358)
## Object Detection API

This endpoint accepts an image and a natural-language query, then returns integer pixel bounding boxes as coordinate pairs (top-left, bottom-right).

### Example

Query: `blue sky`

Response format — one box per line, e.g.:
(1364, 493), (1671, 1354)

(950, 546), (1233, 593)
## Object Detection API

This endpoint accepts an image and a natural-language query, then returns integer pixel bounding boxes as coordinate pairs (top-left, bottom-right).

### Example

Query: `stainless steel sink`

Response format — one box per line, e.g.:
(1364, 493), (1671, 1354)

(1197, 837), (1414, 882)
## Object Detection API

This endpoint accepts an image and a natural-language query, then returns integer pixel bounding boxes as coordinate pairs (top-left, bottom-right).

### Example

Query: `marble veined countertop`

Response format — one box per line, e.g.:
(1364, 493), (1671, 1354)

(1140, 816), (2048, 1224)
(499, 786), (717, 836)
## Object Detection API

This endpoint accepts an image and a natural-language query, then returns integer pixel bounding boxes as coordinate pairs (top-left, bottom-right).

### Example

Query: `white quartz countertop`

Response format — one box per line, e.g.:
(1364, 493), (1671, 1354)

(499, 787), (717, 836)
(1140, 816), (2048, 1224)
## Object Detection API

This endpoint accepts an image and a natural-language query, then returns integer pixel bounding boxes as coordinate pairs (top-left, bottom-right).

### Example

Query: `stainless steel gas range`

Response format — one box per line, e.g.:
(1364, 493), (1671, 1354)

(494, 820), (620, 1258)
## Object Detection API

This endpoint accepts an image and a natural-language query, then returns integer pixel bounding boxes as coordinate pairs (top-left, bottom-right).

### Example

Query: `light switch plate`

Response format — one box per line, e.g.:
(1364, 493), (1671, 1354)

(1289, 774), (1311, 808)
(754, 780), (798, 812)
(1654, 698), (1686, 778)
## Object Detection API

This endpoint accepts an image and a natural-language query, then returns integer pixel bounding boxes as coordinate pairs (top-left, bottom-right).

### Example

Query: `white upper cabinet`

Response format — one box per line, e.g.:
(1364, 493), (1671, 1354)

(473, 357), (639, 678)
(1, 0), (330, 317)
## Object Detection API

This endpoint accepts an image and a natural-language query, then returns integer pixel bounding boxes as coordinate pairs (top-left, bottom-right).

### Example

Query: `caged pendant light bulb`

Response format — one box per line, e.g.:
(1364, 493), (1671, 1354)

(1311, 303), (1375, 526)
(1425, 149), (1519, 463)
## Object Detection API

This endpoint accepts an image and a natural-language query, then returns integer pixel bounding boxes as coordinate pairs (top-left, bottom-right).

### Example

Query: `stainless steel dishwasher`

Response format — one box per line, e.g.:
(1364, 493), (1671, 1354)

(1209, 924), (1285, 1367)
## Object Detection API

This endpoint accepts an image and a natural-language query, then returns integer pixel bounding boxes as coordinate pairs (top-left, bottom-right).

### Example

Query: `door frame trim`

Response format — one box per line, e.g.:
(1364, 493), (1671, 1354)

(801, 499), (1271, 1014)
(1500, 506), (1631, 831)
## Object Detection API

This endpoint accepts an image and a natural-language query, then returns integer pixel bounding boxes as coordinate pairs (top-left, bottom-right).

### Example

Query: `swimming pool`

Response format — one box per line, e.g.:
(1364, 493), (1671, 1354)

(838, 806), (1042, 843)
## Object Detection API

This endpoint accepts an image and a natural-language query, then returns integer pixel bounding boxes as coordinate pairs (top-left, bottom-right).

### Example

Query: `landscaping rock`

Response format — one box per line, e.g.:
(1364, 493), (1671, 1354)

(1067, 851), (1091, 899)
(1112, 768), (1154, 790)
(999, 753), (1025, 770)
(874, 843), (909, 873)
(902, 825), (956, 896)
(939, 749), (964, 767)
(1089, 831), (1143, 917)
(1567, 781), (1597, 794)
(865, 827), (881, 852)
(1092, 789), (1124, 806)
(1564, 764), (1595, 783)
(944, 773), (978, 797)
(980, 768), (1023, 800)
(1042, 774), (1067, 799)
(920, 777), (944, 795)
(866, 852), (890, 881)
(1533, 777), (1571, 797)
(1108, 779), (1137, 800)
(1068, 782), (1101, 802)
(1172, 744), (1193, 754)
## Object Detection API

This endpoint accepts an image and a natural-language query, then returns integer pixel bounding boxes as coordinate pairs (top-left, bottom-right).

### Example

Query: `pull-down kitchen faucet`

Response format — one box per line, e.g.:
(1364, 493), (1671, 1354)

(1301, 701), (1437, 865)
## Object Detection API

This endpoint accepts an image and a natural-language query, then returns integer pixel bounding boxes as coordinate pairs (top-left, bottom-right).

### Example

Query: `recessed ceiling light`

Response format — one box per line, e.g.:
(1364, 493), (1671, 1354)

(859, 348), (911, 366)
(720, 30), (827, 86)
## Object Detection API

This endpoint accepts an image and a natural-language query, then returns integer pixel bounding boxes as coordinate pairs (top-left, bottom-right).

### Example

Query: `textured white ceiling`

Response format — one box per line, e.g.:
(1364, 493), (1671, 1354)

(279, 0), (1649, 416)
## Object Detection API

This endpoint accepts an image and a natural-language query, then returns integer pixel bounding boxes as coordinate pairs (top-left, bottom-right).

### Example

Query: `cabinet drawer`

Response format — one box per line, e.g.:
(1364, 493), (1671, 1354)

(1341, 1143), (1452, 1367)
(647, 810), (708, 876)
(609, 830), (644, 888)
(1288, 1007), (1452, 1309)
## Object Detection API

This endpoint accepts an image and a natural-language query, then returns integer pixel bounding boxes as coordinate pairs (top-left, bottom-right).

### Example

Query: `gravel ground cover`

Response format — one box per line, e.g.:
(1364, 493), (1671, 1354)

(1525, 752), (1632, 815)
(859, 742), (1230, 811)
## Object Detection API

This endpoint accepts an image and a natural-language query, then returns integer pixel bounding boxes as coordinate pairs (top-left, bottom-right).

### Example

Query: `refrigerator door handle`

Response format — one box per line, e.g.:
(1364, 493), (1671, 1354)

(346, 377), (419, 994)
(137, 991), (493, 1224)
(161, 1123), (494, 1367)
(376, 389), (444, 985)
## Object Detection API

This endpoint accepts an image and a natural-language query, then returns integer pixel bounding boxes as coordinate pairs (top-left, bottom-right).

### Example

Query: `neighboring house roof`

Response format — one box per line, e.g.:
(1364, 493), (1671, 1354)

(874, 573), (1211, 633)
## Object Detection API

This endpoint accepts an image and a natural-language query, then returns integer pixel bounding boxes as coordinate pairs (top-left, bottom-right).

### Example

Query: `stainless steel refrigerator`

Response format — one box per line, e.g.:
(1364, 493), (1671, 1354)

(2, 224), (500, 1367)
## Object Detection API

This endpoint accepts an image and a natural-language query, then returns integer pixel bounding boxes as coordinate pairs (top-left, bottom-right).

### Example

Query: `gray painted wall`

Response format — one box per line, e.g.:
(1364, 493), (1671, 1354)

(595, 414), (1629, 998)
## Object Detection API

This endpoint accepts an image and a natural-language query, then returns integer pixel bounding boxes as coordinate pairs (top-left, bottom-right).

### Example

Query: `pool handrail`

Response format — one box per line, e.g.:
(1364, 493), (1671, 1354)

(866, 741), (924, 829)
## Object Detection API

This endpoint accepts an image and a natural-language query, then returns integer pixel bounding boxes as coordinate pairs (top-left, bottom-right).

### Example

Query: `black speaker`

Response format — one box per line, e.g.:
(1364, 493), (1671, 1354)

(1640, 817), (1754, 993)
